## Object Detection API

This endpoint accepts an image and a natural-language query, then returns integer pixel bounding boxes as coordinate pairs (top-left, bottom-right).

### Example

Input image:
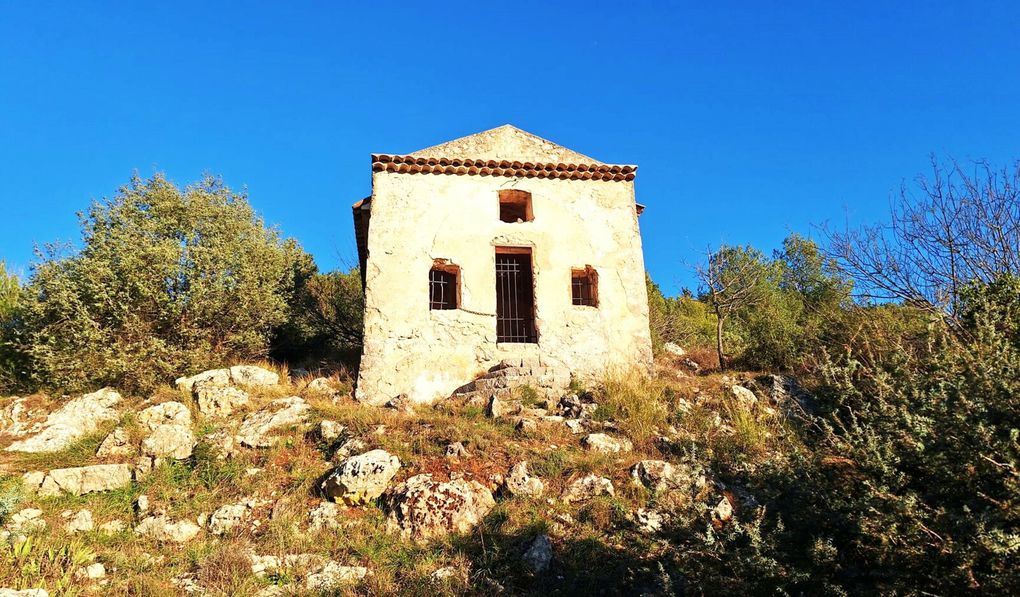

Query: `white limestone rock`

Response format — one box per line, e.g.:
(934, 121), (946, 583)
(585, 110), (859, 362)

(237, 397), (310, 448)
(193, 382), (250, 417)
(141, 424), (195, 460)
(319, 420), (346, 442)
(6, 508), (46, 534)
(175, 365), (279, 393)
(64, 509), (94, 533)
(730, 385), (758, 404)
(308, 501), (341, 531)
(305, 562), (368, 591)
(522, 534), (553, 572)
(504, 462), (544, 498)
(384, 474), (495, 541)
(208, 502), (251, 536)
(135, 515), (202, 543)
(25, 464), (132, 496)
(321, 449), (401, 505)
(5, 388), (121, 453)
(138, 401), (192, 430)
(581, 433), (633, 454)
(561, 474), (615, 503)
(96, 427), (134, 458)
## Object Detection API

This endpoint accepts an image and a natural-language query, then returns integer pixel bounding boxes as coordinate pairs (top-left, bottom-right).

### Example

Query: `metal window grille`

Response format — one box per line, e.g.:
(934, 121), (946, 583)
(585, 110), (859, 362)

(429, 268), (457, 310)
(571, 269), (598, 306)
(496, 252), (537, 342)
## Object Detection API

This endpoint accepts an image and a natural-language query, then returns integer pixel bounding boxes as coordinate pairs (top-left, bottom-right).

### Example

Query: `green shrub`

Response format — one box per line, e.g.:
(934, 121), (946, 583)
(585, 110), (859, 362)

(0, 262), (25, 391)
(20, 173), (310, 393)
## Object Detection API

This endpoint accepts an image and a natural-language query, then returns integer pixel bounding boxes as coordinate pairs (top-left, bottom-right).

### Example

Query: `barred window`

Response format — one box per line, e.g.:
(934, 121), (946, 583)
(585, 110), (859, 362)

(571, 267), (598, 307)
(429, 263), (459, 310)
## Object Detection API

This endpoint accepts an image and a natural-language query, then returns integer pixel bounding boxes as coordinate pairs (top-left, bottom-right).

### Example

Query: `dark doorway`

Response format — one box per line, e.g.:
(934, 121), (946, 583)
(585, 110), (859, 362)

(495, 248), (537, 343)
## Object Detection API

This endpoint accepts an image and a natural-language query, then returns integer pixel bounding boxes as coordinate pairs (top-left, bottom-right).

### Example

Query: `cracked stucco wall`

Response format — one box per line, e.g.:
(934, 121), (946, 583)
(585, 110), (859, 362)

(355, 170), (653, 404)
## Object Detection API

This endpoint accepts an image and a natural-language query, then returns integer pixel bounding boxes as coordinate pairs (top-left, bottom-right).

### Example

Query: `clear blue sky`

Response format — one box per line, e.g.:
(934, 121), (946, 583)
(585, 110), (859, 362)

(2, 1), (1018, 293)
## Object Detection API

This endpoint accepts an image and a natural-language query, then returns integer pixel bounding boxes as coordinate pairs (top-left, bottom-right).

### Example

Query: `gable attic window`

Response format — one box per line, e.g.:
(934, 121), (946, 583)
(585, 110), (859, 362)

(429, 261), (460, 310)
(498, 189), (533, 223)
(571, 266), (599, 307)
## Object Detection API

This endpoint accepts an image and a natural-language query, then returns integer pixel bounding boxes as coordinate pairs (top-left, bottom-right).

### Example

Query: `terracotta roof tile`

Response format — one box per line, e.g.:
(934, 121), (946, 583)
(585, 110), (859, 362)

(371, 154), (637, 182)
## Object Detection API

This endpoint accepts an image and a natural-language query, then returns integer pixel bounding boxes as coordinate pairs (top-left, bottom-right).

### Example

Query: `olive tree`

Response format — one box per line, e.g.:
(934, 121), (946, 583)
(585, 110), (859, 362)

(21, 173), (309, 393)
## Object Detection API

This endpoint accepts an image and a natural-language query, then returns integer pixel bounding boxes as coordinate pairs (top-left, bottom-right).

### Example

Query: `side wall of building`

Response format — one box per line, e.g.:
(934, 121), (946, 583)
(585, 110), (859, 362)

(355, 171), (653, 404)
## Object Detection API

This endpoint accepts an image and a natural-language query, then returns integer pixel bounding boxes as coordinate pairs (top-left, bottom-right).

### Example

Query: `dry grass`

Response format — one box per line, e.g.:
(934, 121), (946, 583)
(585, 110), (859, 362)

(0, 361), (806, 594)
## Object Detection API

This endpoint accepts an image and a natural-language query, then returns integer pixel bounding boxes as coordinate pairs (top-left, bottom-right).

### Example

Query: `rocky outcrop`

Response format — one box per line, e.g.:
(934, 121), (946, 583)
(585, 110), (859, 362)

(237, 397), (310, 448)
(96, 427), (133, 458)
(0, 397), (46, 438)
(193, 383), (250, 417)
(138, 402), (194, 460)
(175, 365), (279, 393)
(504, 461), (544, 498)
(630, 459), (706, 495)
(5, 508), (46, 535)
(64, 509), (94, 533)
(305, 562), (369, 591)
(24, 464), (132, 496)
(730, 385), (758, 404)
(207, 499), (264, 535)
(561, 474), (615, 503)
(0, 589), (49, 597)
(522, 534), (553, 572)
(384, 474), (495, 541)
(135, 514), (202, 542)
(321, 449), (400, 505)
(308, 501), (341, 530)
(452, 359), (571, 404)
(5, 388), (121, 453)
(581, 433), (633, 453)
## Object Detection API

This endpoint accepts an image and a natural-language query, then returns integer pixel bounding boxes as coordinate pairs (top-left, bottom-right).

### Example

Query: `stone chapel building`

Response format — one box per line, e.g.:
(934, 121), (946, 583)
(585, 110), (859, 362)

(352, 125), (653, 404)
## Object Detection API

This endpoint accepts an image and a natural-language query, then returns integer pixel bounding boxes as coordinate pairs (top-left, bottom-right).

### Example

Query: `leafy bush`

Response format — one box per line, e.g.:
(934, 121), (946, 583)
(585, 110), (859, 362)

(19, 173), (311, 393)
(272, 267), (364, 370)
(0, 262), (24, 391)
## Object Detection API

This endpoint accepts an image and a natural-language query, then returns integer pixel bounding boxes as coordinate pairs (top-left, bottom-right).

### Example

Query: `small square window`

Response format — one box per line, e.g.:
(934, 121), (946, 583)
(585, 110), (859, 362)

(498, 189), (533, 223)
(429, 263), (459, 310)
(571, 267), (598, 307)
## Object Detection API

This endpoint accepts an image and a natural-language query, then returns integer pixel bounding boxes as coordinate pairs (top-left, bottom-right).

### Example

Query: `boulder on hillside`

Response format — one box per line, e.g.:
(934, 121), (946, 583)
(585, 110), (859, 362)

(305, 377), (342, 399)
(208, 501), (254, 535)
(561, 474), (615, 503)
(5, 388), (122, 453)
(64, 509), (95, 533)
(24, 463), (133, 496)
(138, 402), (194, 459)
(237, 396), (310, 448)
(504, 462), (544, 498)
(138, 402), (192, 430)
(135, 514), (202, 543)
(305, 562), (369, 591)
(0, 588), (49, 596)
(630, 459), (706, 495)
(193, 383), (250, 417)
(0, 396), (46, 438)
(581, 433), (633, 454)
(729, 385), (758, 404)
(96, 427), (134, 458)
(175, 365), (279, 393)
(384, 474), (495, 541)
(228, 365), (280, 387)
(522, 534), (553, 573)
(320, 449), (401, 505)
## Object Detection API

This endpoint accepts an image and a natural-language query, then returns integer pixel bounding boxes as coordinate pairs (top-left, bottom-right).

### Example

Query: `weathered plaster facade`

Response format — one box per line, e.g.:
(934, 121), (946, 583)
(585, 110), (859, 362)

(354, 125), (653, 404)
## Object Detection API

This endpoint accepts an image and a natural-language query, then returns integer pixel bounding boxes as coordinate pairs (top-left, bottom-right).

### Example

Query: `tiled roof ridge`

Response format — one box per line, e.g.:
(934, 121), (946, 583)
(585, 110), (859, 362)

(371, 154), (637, 182)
